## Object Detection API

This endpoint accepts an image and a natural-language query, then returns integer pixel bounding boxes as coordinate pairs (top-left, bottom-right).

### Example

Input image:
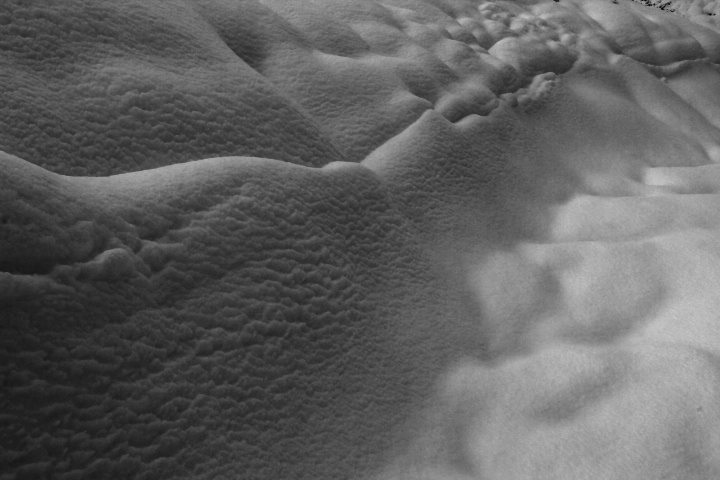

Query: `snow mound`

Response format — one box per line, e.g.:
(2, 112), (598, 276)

(3, 0), (720, 479)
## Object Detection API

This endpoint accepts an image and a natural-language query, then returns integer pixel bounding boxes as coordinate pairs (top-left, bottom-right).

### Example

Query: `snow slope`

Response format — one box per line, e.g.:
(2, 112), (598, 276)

(3, 0), (720, 479)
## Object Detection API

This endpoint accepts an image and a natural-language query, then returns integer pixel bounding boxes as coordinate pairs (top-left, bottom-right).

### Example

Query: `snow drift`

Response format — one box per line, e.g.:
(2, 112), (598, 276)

(3, 0), (720, 479)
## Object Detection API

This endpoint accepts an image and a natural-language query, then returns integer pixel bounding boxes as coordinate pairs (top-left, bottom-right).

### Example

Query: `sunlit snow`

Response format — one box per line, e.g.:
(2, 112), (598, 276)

(3, 0), (720, 479)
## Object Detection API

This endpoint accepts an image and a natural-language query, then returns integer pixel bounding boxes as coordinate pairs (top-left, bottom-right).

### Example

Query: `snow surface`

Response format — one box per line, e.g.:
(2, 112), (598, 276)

(3, 0), (720, 479)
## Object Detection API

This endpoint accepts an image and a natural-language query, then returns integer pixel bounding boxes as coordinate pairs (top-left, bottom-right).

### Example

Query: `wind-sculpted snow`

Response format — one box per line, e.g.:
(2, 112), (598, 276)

(3, 0), (720, 479)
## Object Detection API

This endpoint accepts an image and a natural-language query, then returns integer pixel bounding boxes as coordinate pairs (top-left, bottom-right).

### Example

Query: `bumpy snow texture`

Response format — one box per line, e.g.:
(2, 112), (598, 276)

(3, 0), (720, 479)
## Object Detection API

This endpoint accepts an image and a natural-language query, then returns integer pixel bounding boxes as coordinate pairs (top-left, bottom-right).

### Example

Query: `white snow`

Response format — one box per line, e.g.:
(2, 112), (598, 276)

(3, 0), (720, 479)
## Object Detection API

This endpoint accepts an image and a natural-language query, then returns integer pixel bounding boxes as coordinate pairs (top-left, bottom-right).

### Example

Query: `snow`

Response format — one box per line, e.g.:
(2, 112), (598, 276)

(3, 0), (720, 479)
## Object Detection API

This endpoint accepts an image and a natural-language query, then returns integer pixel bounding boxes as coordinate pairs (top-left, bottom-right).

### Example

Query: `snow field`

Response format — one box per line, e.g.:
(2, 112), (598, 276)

(4, 0), (720, 479)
